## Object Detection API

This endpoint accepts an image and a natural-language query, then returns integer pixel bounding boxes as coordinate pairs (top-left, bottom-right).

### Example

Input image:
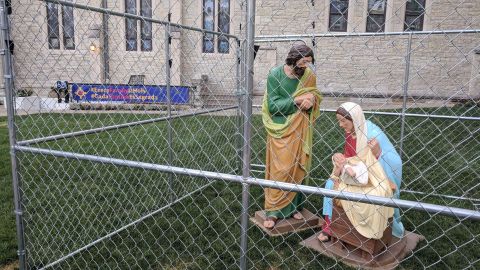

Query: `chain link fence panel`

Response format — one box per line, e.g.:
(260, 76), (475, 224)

(2, 0), (479, 269)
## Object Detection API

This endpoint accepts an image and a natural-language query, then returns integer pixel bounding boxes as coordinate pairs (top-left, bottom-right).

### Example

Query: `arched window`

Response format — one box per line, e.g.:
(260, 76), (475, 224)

(125, 0), (152, 51)
(125, 0), (137, 51)
(62, 3), (75, 49)
(366, 0), (387, 33)
(202, 0), (215, 53)
(218, 0), (230, 53)
(46, 0), (75, 50)
(329, 0), (349, 32)
(141, 0), (153, 51)
(46, 3), (60, 49)
(404, 0), (426, 31)
(202, 0), (230, 53)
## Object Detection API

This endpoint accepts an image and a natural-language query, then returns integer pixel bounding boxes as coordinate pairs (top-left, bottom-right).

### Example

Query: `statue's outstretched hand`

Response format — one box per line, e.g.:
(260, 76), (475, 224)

(367, 138), (381, 158)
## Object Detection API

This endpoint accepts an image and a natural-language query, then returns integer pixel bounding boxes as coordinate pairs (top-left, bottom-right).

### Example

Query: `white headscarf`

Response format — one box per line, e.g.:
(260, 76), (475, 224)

(339, 102), (369, 160)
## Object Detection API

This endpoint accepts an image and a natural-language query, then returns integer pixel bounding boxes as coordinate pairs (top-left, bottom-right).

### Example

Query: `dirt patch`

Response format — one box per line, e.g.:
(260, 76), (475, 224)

(0, 261), (19, 270)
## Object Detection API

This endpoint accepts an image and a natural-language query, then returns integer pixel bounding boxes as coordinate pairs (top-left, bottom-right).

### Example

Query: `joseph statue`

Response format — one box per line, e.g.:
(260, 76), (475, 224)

(262, 44), (322, 229)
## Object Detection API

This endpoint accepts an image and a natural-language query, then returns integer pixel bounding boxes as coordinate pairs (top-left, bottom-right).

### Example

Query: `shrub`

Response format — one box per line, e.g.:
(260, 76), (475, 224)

(16, 88), (34, 97)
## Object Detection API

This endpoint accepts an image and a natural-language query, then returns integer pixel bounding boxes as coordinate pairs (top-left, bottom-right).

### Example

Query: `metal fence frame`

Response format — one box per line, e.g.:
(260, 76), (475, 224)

(3, 1), (479, 269)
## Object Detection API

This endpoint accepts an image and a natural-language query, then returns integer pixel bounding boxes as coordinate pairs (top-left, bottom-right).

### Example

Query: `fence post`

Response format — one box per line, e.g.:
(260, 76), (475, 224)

(240, 0), (256, 269)
(1, 1), (26, 269)
(236, 39), (243, 175)
(399, 32), (413, 159)
(165, 10), (174, 203)
(101, 0), (109, 83)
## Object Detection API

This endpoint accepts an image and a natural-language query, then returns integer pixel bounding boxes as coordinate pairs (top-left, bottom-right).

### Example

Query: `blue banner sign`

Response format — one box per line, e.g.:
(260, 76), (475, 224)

(71, 84), (190, 104)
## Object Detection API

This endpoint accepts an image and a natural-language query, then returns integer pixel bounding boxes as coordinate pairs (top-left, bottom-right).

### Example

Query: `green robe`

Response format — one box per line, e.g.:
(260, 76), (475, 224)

(267, 65), (299, 125)
(265, 65), (303, 218)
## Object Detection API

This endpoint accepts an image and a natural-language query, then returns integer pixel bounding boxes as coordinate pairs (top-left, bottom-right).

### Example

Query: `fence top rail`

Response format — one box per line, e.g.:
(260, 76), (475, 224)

(14, 145), (480, 221)
(325, 109), (480, 121)
(255, 29), (480, 42)
(251, 105), (480, 121)
(42, 0), (239, 40)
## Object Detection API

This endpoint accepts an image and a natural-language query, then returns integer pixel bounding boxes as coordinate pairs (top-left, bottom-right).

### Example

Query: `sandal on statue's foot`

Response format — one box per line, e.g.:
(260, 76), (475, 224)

(317, 231), (331, 242)
(263, 217), (278, 229)
(292, 211), (304, 220)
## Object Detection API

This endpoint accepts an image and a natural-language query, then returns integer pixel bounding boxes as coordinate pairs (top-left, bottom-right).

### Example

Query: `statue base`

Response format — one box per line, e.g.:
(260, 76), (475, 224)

(250, 208), (322, 237)
(300, 231), (425, 269)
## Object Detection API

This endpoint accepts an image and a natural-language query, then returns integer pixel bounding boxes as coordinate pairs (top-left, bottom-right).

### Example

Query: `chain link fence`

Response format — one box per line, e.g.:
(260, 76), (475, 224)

(2, 0), (479, 269)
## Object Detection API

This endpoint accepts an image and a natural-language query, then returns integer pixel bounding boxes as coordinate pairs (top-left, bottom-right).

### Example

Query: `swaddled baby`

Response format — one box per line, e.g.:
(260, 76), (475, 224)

(332, 153), (368, 186)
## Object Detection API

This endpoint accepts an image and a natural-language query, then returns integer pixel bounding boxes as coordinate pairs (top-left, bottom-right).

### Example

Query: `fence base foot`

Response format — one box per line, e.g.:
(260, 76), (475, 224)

(300, 230), (425, 269)
(250, 208), (322, 237)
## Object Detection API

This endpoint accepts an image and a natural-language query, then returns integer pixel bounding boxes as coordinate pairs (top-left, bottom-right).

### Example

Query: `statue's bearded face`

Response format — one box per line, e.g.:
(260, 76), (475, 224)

(293, 66), (306, 77)
(293, 56), (313, 78)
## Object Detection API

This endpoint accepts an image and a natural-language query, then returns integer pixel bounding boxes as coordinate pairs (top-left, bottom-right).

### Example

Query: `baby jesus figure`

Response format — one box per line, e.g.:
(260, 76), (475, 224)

(332, 153), (368, 186)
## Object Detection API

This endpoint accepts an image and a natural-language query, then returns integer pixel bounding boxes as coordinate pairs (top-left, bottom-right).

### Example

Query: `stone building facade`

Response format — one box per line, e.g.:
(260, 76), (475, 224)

(1, 0), (479, 106)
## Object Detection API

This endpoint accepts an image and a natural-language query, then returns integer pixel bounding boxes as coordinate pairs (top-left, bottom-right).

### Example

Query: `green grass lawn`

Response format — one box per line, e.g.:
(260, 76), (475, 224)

(0, 118), (18, 266)
(1, 104), (479, 269)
